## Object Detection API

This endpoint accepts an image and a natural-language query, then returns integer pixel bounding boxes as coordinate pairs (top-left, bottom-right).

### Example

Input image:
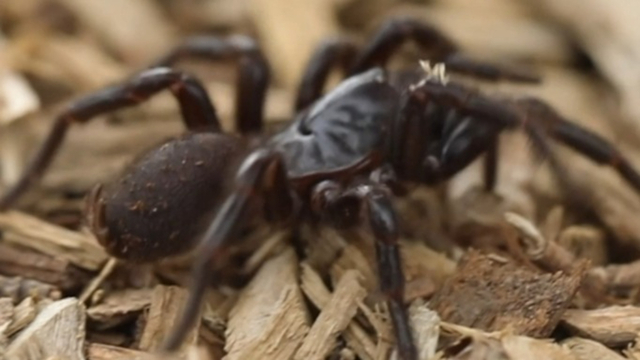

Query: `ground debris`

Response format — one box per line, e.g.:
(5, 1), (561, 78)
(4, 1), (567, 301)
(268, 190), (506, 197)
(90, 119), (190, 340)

(441, 322), (576, 360)
(224, 247), (309, 360)
(1, 0), (640, 359)
(87, 288), (153, 329)
(6, 297), (85, 360)
(561, 306), (640, 348)
(430, 250), (585, 337)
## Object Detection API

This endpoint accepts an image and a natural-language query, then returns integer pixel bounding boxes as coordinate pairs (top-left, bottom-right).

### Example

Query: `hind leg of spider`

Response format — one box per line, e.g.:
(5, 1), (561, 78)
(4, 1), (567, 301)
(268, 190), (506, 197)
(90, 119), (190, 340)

(162, 149), (296, 351)
(349, 17), (540, 83)
(311, 179), (416, 360)
(0, 68), (221, 210)
(148, 35), (270, 133)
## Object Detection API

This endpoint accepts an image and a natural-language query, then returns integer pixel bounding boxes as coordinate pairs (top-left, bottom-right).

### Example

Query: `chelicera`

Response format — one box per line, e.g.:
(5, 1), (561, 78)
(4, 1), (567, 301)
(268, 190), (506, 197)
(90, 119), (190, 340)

(3, 18), (640, 360)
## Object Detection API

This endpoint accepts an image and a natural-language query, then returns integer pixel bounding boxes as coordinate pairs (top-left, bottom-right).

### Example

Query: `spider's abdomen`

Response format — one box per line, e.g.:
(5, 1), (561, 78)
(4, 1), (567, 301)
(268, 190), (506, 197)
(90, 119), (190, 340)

(88, 132), (243, 262)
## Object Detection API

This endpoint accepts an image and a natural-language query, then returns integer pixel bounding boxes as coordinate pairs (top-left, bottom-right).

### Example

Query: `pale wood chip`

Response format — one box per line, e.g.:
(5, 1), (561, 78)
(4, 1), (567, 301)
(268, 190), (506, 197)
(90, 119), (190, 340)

(6, 297), (86, 360)
(561, 306), (640, 347)
(300, 262), (376, 360)
(5, 296), (36, 336)
(54, 0), (177, 64)
(441, 323), (577, 360)
(0, 298), (14, 328)
(0, 243), (91, 291)
(224, 247), (309, 360)
(138, 285), (198, 355)
(295, 270), (367, 360)
(562, 337), (626, 360)
(526, 0), (640, 141)
(0, 211), (108, 271)
(87, 342), (151, 360)
(87, 288), (153, 328)
(248, 0), (338, 88)
(0, 26), (40, 185)
(0, 274), (61, 303)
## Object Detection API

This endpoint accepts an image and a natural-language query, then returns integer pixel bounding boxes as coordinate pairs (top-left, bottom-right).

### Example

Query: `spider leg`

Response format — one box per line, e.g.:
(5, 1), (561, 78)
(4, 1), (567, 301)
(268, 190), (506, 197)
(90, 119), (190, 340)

(162, 148), (295, 351)
(311, 180), (417, 360)
(411, 81), (640, 193)
(294, 37), (360, 111)
(349, 17), (540, 83)
(0, 68), (220, 209)
(517, 97), (640, 192)
(149, 35), (270, 133)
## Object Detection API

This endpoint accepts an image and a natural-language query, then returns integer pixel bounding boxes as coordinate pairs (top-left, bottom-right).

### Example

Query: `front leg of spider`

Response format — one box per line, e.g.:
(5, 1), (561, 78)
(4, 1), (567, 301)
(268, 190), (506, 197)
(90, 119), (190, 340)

(312, 180), (417, 360)
(161, 148), (295, 352)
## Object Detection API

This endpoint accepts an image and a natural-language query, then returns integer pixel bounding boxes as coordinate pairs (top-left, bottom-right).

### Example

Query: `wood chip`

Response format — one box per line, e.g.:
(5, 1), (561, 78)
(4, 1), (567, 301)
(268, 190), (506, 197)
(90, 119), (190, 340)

(225, 247), (309, 360)
(0, 243), (91, 290)
(0, 274), (61, 303)
(5, 296), (36, 336)
(527, 0), (640, 140)
(6, 297), (86, 360)
(0, 297), (14, 327)
(295, 270), (367, 360)
(87, 288), (153, 328)
(442, 322), (577, 360)
(430, 250), (585, 337)
(0, 211), (108, 271)
(390, 301), (440, 360)
(562, 337), (626, 360)
(248, 0), (339, 88)
(54, 0), (177, 64)
(561, 306), (640, 348)
(87, 342), (152, 360)
(138, 285), (198, 355)
(300, 262), (376, 360)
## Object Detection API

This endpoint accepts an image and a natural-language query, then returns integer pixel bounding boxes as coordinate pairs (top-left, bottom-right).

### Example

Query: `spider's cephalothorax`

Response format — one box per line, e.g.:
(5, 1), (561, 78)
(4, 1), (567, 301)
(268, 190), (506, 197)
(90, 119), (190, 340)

(3, 18), (640, 360)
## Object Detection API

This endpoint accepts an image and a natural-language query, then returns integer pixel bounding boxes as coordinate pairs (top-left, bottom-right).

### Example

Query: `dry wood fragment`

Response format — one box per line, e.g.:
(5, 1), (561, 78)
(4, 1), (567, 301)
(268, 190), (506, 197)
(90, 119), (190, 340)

(524, 0), (640, 142)
(295, 270), (366, 360)
(300, 262), (376, 360)
(430, 250), (585, 337)
(138, 285), (198, 355)
(562, 337), (626, 360)
(388, 2), (572, 63)
(248, 0), (339, 88)
(6, 297), (85, 360)
(505, 212), (577, 272)
(225, 247), (309, 360)
(0, 243), (91, 290)
(390, 301), (439, 360)
(88, 342), (151, 360)
(556, 226), (607, 267)
(561, 306), (640, 348)
(0, 26), (41, 185)
(53, 0), (177, 65)
(625, 342), (640, 360)
(590, 260), (640, 293)
(15, 33), (127, 91)
(0, 274), (60, 303)
(0, 211), (108, 270)
(87, 288), (153, 329)
(5, 296), (36, 336)
(441, 322), (577, 360)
